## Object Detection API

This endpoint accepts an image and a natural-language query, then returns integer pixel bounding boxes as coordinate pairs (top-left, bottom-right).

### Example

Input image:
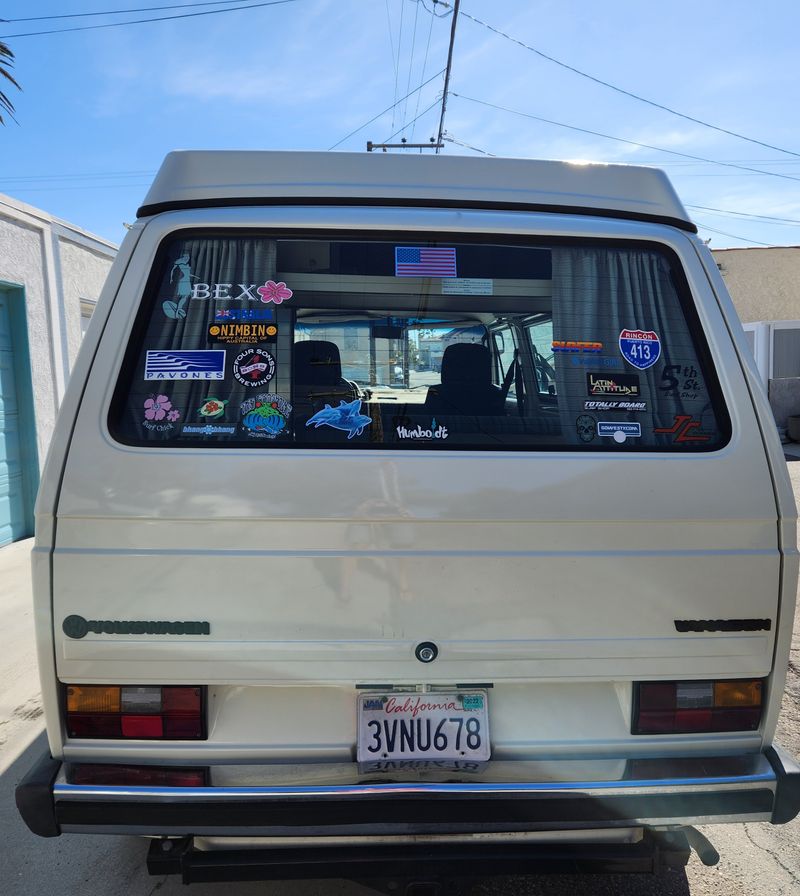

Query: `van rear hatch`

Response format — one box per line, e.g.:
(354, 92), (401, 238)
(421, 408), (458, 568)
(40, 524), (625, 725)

(47, 203), (786, 766)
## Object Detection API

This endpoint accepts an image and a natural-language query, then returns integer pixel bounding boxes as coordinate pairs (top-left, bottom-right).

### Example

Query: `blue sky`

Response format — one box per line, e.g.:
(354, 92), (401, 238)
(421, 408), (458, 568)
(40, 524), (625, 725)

(1, 0), (799, 248)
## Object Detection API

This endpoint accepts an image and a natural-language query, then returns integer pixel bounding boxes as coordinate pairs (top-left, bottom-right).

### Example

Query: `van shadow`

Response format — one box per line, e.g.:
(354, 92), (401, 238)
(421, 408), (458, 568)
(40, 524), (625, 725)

(1, 733), (691, 896)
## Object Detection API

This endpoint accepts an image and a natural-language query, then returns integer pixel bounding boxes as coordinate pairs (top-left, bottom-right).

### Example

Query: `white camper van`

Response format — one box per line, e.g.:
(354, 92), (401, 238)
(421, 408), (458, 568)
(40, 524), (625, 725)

(16, 151), (800, 886)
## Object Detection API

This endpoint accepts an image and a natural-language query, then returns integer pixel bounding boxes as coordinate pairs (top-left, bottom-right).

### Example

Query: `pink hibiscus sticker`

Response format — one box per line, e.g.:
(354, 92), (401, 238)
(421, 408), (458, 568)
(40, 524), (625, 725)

(144, 395), (172, 421)
(257, 280), (293, 305)
(167, 409), (181, 422)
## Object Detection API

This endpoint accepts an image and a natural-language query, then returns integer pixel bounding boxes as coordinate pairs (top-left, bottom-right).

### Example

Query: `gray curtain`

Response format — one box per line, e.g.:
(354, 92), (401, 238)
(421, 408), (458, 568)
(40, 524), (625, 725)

(551, 246), (704, 447)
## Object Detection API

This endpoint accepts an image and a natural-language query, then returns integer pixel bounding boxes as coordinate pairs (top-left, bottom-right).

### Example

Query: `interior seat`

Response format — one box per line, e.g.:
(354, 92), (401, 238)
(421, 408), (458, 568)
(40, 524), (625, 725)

(423, 343), (506, 417)
(293, 340), (360, 417)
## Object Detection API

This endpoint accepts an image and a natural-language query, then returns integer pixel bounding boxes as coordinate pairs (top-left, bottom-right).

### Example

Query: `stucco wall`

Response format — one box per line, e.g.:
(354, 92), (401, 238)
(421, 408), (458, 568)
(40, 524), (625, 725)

(0, 196), (116, 467)
(713, 247), (800, 323)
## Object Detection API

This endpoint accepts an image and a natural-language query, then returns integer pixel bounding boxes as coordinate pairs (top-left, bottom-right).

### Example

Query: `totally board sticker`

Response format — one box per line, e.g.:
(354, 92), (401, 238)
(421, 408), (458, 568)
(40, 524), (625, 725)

(233, 348), (276, 387)
(619, 329), (661, 370)
(144, 350), (225, 380)
(142, 395), (181, 432)
(552, 340), (602, 354)
(576, 414), (596, 443)
(586, 372), (640, 397)
(597, 421), (642, 443)
(207, 323), (277, 344)
(215, 308), (274, 321)
(585, 400), (646, 412)
(197, 396), (228, 419)
(306, 399), (372, 439)
(240, 393), (292, 439)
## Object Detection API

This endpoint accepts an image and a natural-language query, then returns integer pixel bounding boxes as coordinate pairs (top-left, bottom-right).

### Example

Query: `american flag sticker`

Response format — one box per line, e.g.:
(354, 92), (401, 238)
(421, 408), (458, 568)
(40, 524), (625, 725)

(395, 247), (457, 278)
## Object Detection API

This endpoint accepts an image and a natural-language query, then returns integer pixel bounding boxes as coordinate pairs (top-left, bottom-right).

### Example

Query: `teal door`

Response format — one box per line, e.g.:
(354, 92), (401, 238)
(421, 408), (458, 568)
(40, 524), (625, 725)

(0, 287), (37, 546)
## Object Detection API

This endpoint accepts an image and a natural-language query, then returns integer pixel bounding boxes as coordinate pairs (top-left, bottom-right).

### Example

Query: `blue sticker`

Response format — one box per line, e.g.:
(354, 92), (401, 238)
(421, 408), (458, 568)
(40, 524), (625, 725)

(144, 350), (226, 380)
(598, 421), (642, 443)
(306, 398), (372, 439)
(240, 393), (291, 439)
(619, 329), (661, 370)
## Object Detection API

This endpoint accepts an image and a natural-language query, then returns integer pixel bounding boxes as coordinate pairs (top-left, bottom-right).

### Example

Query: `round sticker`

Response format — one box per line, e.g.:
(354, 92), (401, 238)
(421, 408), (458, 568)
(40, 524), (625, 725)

(240, 393), (292, 439)
(619, 329), (661, 370)
(233, 348), (276, 387)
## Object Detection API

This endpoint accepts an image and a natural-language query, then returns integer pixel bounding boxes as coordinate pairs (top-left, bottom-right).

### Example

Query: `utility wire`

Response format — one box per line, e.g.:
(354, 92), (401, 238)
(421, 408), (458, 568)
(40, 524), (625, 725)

(0, 0), (299, 38)
(410, 0), (436, 142)
(695, 224), (775, 246)
(384, 0), (399, 130)
(328, 67), (445, 150)
(401, 0), (421, 137)
(451, 93), (800, 184)
(4, 1), (247, 22)
(382, 98), (441, 144)
(687, 205), (800, 226)
(443, 133), (495, 155)
(458, 9), (800, 160)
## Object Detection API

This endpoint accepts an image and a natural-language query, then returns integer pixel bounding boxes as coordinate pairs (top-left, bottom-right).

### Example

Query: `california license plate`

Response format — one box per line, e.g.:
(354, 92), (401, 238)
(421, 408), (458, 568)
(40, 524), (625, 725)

(356, 691), (490, 762)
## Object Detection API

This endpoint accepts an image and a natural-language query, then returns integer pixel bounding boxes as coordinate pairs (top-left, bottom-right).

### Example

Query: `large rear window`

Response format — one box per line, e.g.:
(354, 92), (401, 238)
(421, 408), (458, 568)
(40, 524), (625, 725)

(109, 234), (729, 451)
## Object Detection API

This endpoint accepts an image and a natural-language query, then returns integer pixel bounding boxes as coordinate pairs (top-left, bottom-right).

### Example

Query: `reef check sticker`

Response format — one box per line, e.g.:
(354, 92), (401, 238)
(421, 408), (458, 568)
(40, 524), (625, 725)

(619, 329), (661, 370)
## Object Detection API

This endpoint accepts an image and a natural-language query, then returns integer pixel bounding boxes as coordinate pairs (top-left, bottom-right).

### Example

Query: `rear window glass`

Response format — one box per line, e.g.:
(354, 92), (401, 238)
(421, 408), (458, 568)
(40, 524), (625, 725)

(109, 235), (729, 451)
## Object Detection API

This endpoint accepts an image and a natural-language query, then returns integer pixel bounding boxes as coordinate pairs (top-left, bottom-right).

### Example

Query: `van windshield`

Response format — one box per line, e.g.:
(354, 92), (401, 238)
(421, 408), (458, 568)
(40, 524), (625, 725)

(109, 235), (729, 451)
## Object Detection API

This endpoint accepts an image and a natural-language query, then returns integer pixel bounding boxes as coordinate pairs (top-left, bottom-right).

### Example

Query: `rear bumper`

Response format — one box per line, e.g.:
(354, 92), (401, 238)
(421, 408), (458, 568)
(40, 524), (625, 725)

(16, 746), (800, 840)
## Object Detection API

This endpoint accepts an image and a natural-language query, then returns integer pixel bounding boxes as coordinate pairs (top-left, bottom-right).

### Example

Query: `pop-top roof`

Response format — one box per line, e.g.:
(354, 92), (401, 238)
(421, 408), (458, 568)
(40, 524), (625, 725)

(137, 150), (695, 232)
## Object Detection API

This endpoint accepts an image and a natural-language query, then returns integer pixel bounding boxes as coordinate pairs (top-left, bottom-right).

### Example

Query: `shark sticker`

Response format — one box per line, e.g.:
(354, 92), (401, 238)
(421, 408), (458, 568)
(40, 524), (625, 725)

(306, 399), (372, 440)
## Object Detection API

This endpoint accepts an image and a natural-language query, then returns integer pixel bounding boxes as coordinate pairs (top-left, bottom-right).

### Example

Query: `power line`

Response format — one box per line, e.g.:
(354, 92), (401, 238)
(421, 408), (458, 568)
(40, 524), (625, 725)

(4, 1), (248, 23)
(451, 93), (800, 184)
(410, 0), (436, 142)
(401, 0), (421, 137)
(686, 205), (800, 226)
(328, 67), (445, 150)
(442, 133), (495, 155)
(695, 224), (775, 247)
(382, 98), (441, 144)
(384, 0), (399, 130)
(0, 0), (300, 39)
(458, 8), (800, 160)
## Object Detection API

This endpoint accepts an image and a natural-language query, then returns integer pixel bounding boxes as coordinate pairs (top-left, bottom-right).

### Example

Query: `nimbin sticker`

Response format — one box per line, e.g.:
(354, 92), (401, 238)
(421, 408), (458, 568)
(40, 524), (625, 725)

(619, 329), (661, 370)
(233, 348), (276, 387)
(208, 322), (277, 344)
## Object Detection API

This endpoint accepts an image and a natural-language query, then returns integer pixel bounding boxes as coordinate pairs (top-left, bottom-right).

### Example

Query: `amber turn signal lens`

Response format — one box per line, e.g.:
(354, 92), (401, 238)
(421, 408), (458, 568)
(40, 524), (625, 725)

(66, 686), (121, 713)
(714, 680), (763, 707)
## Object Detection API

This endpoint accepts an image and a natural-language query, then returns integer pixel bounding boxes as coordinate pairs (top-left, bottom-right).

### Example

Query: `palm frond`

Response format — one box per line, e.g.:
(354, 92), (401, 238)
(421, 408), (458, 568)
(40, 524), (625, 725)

(0, 41), (21, 125)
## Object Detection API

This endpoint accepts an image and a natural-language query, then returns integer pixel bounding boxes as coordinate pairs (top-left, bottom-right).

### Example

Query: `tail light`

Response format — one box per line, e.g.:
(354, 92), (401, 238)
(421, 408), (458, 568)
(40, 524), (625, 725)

(66, 685), (205, 739)
(633, 679), (763, 734)
(68, 764), (207, 786)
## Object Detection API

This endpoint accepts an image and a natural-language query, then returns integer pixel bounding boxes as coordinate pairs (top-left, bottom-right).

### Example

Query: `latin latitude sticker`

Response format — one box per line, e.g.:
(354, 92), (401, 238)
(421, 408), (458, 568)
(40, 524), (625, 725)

(233, 348), (276, 387)
(619, 329), (661, 370)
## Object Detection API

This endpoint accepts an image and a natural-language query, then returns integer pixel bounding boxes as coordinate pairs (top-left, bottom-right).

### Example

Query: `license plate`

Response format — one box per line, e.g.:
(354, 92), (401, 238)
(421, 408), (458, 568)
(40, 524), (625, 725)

(356, 691), (490, 763)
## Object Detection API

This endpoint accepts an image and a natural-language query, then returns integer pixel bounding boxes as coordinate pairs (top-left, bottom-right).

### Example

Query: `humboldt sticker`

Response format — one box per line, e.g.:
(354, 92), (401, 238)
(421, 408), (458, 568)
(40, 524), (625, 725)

(240, 393), (291, 439)
(619, 329), (661, 370)
(597, 421), (642, 443)
(395, 419), (449, 440)
(143, 395), (181, 432)
(197, 396), (228, 419)
(208, 322), (277, 344)
(233, 348), (276, 387)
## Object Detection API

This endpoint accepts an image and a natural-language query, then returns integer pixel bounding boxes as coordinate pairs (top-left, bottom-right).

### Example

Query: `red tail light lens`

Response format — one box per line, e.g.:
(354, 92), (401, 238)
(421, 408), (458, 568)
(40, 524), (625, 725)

(69, 764), (207, 787)
(65, 685), (205, 740)
(634, 679), (763, 734)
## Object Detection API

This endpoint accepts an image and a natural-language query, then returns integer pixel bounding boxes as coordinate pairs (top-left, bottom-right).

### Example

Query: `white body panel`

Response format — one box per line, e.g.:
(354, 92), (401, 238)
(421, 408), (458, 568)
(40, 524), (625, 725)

(36, 205), (795, 765)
